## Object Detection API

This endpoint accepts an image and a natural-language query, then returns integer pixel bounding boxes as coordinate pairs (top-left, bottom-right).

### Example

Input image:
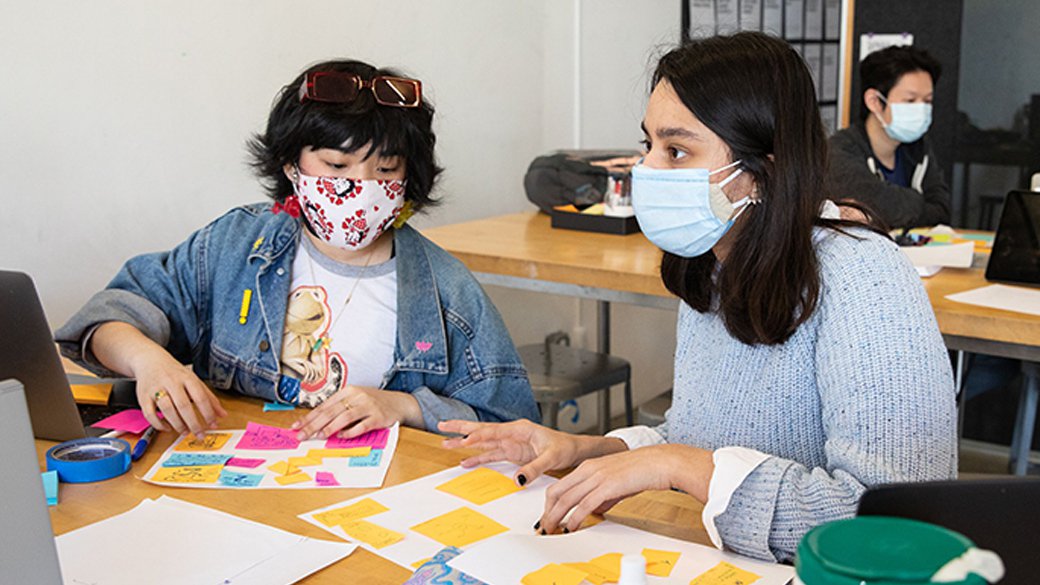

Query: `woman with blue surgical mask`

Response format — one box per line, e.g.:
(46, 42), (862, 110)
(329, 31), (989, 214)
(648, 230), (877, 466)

(442, 32), (956, 563)
(826, 45), (951, 229)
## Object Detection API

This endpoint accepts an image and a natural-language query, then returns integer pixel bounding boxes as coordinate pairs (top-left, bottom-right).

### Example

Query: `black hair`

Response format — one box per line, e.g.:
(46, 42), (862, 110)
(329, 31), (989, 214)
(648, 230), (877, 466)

(859, 46), (942, 120)
(655, 32), (883, 346)
(248, 59), (442, 211)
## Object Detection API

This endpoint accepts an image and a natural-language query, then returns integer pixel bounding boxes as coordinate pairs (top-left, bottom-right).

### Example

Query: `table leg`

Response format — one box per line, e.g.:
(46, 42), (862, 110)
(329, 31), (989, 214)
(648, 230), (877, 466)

(598, 300), (611, 434)
(1009, 361), (1039, 475)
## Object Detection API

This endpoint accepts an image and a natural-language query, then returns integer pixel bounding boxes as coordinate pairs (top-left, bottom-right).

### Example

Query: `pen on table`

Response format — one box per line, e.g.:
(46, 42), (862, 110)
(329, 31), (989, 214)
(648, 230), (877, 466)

(131, 427), (157, 461)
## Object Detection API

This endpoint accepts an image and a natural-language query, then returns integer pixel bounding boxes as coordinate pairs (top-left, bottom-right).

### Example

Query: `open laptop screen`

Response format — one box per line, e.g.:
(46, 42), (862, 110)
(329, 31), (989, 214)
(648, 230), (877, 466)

(986, 190), (1040, 286)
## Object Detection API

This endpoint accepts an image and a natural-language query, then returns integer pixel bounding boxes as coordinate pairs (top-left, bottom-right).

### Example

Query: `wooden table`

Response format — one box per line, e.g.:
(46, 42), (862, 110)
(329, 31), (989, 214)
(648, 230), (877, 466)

(36, 392), (707, 583)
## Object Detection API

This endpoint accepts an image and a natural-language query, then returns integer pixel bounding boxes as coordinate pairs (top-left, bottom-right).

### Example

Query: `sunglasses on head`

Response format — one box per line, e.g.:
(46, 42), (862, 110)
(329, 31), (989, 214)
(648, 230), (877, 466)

(298, 71), (422, 108)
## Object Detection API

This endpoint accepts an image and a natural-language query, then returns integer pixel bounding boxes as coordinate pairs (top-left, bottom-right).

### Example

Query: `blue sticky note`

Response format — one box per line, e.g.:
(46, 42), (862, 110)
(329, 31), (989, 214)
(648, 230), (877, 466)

(218, 469), (264, 487)
(41, 470), (58, 506)
(263, 401), (296, 412)
(162, 453), (233, 467)
(348, 449), (383, 467)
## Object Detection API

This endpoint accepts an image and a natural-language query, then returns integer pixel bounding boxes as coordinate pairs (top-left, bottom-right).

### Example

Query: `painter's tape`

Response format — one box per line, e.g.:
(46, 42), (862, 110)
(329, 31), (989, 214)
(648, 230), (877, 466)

(46, 438), (132, 483)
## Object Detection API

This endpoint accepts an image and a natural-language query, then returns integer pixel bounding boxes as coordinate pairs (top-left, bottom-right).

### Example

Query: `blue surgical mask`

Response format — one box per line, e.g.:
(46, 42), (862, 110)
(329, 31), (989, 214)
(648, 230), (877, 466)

(875, 93), (932, 143)
(631, 160), (757, 258)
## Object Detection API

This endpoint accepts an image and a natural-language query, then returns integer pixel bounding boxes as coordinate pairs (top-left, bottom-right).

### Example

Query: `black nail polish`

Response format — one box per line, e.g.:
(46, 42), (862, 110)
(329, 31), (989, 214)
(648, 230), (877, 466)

(539, 528), (546, 535)
(517, 474), (527, 486)
(563, 528), (570, 534)
(533, 520), (541, 530)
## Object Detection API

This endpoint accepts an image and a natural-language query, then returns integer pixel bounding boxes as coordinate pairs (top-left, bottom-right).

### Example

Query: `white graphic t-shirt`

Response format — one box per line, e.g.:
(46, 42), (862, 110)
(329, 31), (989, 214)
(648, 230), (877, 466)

(279, 236), (398, 407)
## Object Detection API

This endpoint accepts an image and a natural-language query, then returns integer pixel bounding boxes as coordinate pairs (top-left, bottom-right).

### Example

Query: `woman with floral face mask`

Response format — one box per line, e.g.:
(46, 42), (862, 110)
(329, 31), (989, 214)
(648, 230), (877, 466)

(826, 45), (951, 230)
(57, 59), (539, 440)
(441, 33), (956, 563)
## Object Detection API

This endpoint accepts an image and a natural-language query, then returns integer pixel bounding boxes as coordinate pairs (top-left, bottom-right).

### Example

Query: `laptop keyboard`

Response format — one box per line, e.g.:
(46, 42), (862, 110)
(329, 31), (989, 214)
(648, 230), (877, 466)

(77, 403), (126, 426)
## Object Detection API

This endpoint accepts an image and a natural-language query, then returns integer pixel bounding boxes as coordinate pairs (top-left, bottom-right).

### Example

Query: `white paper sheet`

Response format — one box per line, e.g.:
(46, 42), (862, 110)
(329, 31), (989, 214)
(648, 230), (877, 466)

(688, 0), (716, 38)
(946, 284), (1040, 317)
(56, 496), (355, 585)
(739, 0), (761, 31)
(449, 521), (795, 585)
(141, 423), (399, 489)
(784, 0), (805, 39)
(900, 242), (974, 268)
(716, 0), (739, 33)
(763, 0), (783, 35)
(300, 462), (556, 569)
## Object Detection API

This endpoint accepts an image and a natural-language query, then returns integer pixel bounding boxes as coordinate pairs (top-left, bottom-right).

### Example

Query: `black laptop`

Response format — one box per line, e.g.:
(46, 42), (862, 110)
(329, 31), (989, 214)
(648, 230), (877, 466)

(985, 190), (1040, 286)
(0, 270), (136, 441)
(859, 478), (1040, 584)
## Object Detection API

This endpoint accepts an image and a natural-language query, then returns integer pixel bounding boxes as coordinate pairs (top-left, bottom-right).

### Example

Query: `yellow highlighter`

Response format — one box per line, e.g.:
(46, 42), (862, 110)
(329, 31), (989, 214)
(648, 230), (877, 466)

(239, 289), (252, 324)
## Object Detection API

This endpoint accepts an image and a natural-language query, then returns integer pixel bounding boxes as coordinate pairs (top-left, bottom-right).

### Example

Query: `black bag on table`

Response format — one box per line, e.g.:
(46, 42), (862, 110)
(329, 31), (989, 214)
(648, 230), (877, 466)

(523, 150), (640, 214)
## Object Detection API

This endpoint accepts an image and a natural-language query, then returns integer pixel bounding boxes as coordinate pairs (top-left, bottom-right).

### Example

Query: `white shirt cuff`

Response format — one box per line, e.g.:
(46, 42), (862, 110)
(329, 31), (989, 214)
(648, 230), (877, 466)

(605, 425), (666, 450)
(820, 199), (841, 219)
(701, 446), (771, 549)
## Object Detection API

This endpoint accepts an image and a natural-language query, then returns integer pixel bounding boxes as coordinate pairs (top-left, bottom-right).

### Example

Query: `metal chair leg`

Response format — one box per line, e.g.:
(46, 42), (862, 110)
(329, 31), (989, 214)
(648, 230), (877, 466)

(598, 386), (610, 435)
(542, 401), (560, 431)
(623, 375), (633, 427)
(1010, 362), (1040, 475)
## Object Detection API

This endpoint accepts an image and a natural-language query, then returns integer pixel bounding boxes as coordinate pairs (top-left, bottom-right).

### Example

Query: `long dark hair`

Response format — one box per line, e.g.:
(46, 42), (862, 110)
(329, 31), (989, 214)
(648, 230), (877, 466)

(657, 32), (880, 345)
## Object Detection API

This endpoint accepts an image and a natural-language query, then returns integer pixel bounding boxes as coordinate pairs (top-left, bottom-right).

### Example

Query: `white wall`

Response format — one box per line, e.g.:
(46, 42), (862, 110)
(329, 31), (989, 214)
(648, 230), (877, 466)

(1, 0), (681, 429)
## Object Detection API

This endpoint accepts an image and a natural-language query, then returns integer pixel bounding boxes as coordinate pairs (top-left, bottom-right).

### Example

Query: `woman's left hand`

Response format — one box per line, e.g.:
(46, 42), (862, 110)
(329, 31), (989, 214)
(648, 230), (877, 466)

(292, 386), (423, 441)
(538, 444), (714, 535)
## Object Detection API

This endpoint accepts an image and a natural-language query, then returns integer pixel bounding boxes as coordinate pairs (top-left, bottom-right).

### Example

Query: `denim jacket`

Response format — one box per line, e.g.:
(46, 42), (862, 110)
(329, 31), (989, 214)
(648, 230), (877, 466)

(56, 203), (540, 430)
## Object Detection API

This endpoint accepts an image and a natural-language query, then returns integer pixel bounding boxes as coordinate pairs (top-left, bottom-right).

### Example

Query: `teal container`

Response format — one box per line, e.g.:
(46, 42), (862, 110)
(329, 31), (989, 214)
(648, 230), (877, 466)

(796, 516), (989, 585)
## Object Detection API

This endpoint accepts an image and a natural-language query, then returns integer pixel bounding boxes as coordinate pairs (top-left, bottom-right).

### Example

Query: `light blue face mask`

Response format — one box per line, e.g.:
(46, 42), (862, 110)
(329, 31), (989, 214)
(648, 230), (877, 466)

(876, 93), (932, 143)
(631, 160), (756, 258)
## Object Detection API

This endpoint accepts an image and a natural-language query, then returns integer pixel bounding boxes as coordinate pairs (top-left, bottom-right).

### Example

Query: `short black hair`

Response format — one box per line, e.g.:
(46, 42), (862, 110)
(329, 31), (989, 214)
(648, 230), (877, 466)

(248, 59), (442, 212)
(859, 46), (942, 119)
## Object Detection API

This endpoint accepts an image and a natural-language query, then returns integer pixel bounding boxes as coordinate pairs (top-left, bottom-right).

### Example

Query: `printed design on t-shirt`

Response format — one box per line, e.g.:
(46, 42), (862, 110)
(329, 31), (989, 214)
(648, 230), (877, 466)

(280, 286), (347, 408)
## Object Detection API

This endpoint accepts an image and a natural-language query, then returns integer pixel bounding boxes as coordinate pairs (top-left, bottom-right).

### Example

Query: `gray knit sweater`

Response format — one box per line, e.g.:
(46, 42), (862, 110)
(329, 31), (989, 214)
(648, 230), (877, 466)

(658, 227), (957, 562)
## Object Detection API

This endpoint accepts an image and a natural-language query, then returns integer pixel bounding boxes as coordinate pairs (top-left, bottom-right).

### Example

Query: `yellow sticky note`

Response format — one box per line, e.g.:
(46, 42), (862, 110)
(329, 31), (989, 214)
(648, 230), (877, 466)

(643, 548), (681, 577)
(561, 562), (615, 585)
(689, 561), (761, 585)
(589, 553), (623, 579)
(410, 558), (432, 569)
(288, 456), (323, 467)
(307, 447), (372, 459)
(274, 471), (311, 486)
(410, 507), (509, 548)
(151, 464), (223, 484)
(521, 563), (588, 585)
(70, 383), (112, 405)
(267, 460), (299, 476)
(435, 467), (522, 505)
(339, 519), (405, 549)
(312, 498), (390, 528)
(174, 432), (232, 451)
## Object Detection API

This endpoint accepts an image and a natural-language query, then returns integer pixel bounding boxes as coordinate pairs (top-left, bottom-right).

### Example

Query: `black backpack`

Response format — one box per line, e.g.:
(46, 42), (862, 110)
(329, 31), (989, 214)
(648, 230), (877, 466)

(523, 150), (640, 213)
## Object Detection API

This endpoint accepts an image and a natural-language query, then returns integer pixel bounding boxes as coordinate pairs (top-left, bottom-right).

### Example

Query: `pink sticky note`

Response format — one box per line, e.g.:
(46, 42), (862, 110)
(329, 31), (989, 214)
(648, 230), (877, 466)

(226, 457), (266, 468)
(235, 422), (301, 450)
(91, 409), (150, 434)
(315, 471), (340, 487)
(325, 427), (390, 450)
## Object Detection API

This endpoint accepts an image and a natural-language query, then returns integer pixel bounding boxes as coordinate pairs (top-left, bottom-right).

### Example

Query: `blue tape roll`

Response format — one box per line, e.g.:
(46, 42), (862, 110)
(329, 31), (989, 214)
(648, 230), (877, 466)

(46, 438), (132, 483)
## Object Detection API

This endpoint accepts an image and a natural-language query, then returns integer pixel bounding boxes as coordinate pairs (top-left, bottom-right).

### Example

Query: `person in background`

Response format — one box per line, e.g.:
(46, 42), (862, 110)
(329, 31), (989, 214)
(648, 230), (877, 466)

(56, 59), (539, 440)
(442, 32), (956, 563)
(826, 45), (950, 230)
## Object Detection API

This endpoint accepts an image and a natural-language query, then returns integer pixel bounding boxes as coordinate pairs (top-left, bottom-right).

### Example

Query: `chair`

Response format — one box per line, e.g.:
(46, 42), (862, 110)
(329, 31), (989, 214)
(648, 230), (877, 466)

(519, 332), (633, 434)
(636, 389), (672, 427)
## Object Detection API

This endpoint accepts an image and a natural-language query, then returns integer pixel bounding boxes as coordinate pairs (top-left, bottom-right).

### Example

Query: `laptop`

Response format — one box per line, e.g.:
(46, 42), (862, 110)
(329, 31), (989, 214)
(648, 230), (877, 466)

(859, 478), (1040, 584)
(985, 190), (1040, 286)
(0, 379), (64, 584)
(0, 270), (136, 441)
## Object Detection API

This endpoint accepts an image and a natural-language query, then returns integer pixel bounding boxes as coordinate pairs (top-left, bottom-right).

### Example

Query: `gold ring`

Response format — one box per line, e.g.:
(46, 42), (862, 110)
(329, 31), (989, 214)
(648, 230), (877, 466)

(154, 389), (168, 402)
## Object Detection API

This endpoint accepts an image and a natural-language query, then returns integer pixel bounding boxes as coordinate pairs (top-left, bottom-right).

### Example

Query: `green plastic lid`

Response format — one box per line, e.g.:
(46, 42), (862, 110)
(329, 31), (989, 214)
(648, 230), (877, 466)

(796, 517), (988, 585)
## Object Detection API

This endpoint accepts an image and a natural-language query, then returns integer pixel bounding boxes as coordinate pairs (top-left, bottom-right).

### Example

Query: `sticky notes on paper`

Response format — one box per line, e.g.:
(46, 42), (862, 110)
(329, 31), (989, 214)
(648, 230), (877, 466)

(174, 432), (232, 451)
(41, 470), (58, 506)
(410, 507), (509, 548)
(70, 383), (112, 405)
(338, 519), (405, 549)
(288, 456), (323, 468)
(306, 447), (371, 459)
(589, 553), (622, 579)
(312, 498), (390, 527)
(162, 453), (233, 467)
(435, 467), (522, 505)
(410, 557), (432, 569)
(274, 471), (312, 486)
(225, 457), (265, 468)
(642, 548), (681, 577)
(689, 561), (762, 585)
(263, 401), (295, 412)
(325, 427), (389, 449)
(90, 409), (150, 434)
(218, 469), (263, 487)
(267, 461), (299, 476)
(315, 471), (340, 487)
(521, 563), (589, 585)
(236, 422), (301, 450)
(562, 561), (617, 585)
(348, 449), (383, 467)
(151, 465), (223, 484)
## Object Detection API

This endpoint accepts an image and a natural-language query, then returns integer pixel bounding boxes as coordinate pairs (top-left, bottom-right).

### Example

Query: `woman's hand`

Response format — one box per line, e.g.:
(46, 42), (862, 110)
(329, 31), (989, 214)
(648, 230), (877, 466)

(536, 444), (714, 534)
(292, 386), (423, 440)
(91, 321), (226, 436)
(438, 419), (627, 487)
